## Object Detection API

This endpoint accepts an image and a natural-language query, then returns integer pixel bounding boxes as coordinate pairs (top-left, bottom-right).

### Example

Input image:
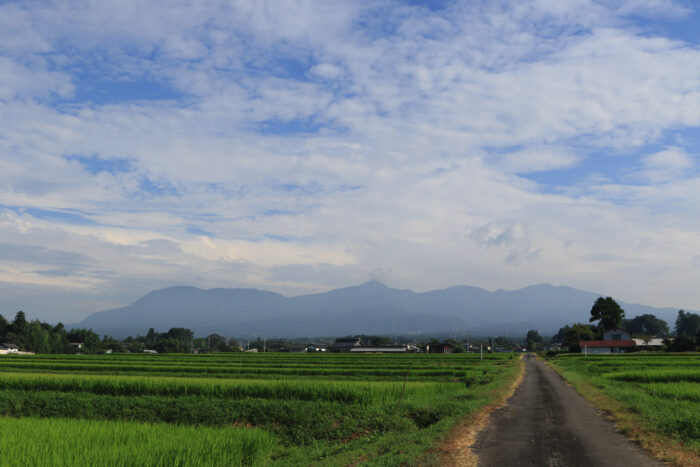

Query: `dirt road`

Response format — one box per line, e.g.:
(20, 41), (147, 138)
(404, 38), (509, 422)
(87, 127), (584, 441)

(471, 355), (661, 467)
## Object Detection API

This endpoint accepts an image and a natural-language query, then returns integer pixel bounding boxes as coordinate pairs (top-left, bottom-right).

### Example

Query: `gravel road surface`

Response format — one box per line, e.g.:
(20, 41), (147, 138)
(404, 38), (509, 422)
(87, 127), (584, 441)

(472, 355), (662, 467)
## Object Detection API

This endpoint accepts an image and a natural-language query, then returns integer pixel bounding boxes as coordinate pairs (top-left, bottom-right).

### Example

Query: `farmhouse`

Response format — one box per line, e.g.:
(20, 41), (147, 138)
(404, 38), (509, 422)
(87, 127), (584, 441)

(349, 345), (408, 353)
(330, 337), (362, 352)
(306, 343), (327, 352)
(580, 329), (636, 354)
(286, 345), (307, 353)
(426, 342), (453, 354)
(633, 338), (666, 349)
(0, 343), (20, 354)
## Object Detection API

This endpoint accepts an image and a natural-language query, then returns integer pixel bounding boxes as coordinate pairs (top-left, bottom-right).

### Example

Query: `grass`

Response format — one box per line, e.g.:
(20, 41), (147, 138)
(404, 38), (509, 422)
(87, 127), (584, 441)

(0, 416), (276, 467)
(545, 353), (700, 466)
(0, 357), (502, 381)
(0, 352), (522, 465)
(0, 371), (466, 404)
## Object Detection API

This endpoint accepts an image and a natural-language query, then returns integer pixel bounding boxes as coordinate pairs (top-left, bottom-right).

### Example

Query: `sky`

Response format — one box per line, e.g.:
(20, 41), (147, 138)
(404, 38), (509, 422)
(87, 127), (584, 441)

(1, 0), (700, 323)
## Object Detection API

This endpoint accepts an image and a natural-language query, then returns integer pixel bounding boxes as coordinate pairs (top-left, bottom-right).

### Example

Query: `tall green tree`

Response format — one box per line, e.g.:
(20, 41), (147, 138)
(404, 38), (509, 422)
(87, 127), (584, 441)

(0, 314), (9, 336)
(25, 321), (51, 353)
(525, 330), (544, 351)
(66, 329), (102, 354)
(146, 328), (157, 347)
(674, 310), (700, 337)
(622, 314), (669, 337)
(553, 323), (596, 352)
(589, 297), (625, 331)
(102, 335), (124, 353)
(11, 311), (28, 335)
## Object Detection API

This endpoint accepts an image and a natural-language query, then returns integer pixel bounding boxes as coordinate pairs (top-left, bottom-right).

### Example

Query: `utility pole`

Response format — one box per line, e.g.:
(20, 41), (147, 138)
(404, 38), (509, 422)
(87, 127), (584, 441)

(467, 329), (470, 353)
(480, 344), (483, 361)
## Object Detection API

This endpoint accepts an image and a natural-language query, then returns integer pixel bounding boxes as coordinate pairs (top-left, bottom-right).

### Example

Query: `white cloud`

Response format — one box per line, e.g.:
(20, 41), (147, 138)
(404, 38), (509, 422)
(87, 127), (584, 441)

(1, 0), (700, 320)
(310, 63), (343, 80)
(0, 57), (74, 100)
(499, 148), (581, 173)
(644, 147), (693, 170)
(627, 147), (696, 183)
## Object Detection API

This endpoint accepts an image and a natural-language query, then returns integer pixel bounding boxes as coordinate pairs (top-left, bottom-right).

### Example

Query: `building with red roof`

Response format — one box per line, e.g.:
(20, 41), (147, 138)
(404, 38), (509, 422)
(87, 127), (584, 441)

(580, 329), (637, 354)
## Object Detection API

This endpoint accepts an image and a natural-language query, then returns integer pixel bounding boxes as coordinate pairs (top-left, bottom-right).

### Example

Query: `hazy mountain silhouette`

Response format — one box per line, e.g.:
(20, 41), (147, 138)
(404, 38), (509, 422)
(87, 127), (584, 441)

(75, 281), (684, 338)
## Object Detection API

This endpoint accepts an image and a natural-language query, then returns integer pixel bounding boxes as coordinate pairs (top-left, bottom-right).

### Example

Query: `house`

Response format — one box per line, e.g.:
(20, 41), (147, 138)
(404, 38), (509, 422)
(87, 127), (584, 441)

(580, 329), (636, 354)
(143, 349), (158, 354)
(405, 343), (420, 353)
(287, 345), (308, 353)
(330, 337), (362, 352)
(426, 342), (453, 354)
(349, 345), (408, 353)
(633, 338), (666, 349)
(0, 343), (20, 355)
(603, 329), (632, 341)
(306, 343), (327, 352)
(69, 342), (84, 350)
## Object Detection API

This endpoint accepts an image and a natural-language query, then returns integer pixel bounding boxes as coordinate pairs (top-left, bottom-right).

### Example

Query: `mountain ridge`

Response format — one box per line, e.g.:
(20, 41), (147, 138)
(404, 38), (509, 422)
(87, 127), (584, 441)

(73, 281), (688, 338)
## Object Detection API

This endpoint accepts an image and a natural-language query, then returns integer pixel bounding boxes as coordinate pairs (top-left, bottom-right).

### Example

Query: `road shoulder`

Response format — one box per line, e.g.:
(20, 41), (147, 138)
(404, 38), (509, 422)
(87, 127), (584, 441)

(438, 354), (525, 466)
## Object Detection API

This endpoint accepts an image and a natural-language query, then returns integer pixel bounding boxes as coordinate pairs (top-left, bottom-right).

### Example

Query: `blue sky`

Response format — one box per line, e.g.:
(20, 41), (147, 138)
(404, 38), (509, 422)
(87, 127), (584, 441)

(1, 0), (700, 322)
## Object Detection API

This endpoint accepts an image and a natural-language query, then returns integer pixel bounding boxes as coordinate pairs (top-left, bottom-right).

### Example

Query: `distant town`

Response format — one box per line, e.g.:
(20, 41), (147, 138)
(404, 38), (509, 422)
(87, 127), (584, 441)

(2, 297), (699, 355)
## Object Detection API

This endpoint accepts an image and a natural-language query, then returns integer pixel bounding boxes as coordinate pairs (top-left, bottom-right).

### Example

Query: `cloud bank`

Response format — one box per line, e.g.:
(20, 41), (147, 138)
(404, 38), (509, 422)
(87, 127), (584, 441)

(1, 0), (699, 322)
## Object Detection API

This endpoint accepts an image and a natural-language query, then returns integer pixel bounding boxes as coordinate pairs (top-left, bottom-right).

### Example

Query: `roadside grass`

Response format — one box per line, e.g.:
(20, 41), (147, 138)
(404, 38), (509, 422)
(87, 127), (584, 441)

(438, 353), (526, 467)
(545, 353), (700, 467)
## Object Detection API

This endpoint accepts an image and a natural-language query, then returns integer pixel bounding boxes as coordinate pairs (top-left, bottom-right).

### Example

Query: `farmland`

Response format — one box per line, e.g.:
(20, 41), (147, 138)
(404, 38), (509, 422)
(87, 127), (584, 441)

(545, 353), (700, 465)
(0, 352), (521, 466)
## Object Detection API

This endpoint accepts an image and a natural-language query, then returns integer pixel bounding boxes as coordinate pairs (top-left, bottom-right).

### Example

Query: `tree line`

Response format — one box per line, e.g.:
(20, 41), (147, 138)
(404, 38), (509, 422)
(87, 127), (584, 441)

(0, 311), (104, 354)
(123, 328), (240, 353)
(552, 297), (700, 352)
(0, 311), (241, 355)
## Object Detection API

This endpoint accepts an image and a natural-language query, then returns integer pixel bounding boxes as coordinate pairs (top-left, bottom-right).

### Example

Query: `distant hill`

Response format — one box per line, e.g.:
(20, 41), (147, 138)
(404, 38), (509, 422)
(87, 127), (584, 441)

(74, 281), (685, 338)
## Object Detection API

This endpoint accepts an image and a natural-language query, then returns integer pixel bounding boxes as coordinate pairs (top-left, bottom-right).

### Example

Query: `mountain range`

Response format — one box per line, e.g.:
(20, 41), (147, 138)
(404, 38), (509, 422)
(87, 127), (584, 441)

(73, 281), (687, 338)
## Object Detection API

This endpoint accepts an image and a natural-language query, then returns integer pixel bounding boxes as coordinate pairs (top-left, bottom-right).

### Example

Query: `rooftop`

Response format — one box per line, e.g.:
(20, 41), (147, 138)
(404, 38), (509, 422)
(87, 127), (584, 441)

(579, 340), (636, 348)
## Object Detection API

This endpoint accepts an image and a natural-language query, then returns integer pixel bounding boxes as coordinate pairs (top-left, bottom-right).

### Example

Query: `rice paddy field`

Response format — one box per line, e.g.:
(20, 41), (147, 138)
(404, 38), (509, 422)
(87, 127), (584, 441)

(0, 352), (521, 466)
(545, 353), (700, 464)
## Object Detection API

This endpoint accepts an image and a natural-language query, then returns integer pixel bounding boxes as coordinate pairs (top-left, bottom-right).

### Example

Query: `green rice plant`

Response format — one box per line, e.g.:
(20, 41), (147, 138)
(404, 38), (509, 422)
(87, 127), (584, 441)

(606, 370), (700, 383)
(0, 416), (276, 466)
(0, 390), (414, 445)
(642, 382), (700, 402)
(0, 359), (498, 383)
(0, 352), (522, 465)
(0, 372), (467, 405)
